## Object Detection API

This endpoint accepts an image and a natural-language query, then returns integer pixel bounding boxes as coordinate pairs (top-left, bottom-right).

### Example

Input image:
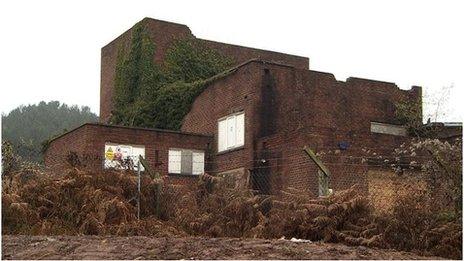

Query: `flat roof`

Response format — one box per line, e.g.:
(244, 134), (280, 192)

(48, 122), (213, 143)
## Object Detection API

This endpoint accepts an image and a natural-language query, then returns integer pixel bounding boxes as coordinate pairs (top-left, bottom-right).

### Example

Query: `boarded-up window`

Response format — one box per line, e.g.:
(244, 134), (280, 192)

(192, 152), (205, 175)
(218, 119), (227, 152)
(227, 116), (236, 148)
(236, 113), (245, 146)
(218, 112), (245, 152)
(168, 149), (181, 174)
(370, 122), (407, 136)
(169, 149), (205, 175)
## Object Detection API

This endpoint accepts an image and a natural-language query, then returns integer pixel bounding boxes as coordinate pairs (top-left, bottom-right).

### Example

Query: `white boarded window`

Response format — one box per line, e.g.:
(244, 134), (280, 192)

(370, 122), (407, 136)
(192, 152), (205, 175)
(218, 112), (245, 152)
(235, 113), (245, 146)
(168, 149), (182, 174)
(218, 119), (227, 152)
(169, 149), (205, 175)
(227, 116), (236, 148)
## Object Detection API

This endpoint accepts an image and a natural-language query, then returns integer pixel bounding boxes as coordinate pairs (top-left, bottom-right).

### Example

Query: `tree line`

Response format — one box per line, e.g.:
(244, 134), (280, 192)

(1, 101), (98, 162)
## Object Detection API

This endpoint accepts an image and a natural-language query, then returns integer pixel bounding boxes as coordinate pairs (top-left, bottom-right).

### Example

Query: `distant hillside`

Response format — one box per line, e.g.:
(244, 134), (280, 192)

(1, 101), (99, 162)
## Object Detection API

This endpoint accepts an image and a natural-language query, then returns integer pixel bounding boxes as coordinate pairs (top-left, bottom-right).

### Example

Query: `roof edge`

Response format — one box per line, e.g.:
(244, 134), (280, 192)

(101, 17), (193, 50)
(191, 58), (296, 89)
(198, 38), (309, 61)
(90, 123), (213, 137)
(47, 122), (213, 144)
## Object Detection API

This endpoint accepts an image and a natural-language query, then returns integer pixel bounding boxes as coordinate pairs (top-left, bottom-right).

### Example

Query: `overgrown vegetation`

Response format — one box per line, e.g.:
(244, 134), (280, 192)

(394, 99), (424, 136)
(394, 138), (462, 215)
(2, 143), (183, 236)
(110, 22), (233, 129)
(381, 183), (462, 258)
(1, 101), (98, 162)
(2, 142), (461, 259)
(394, 85), (459, 137)
(1, 141), (21, 176)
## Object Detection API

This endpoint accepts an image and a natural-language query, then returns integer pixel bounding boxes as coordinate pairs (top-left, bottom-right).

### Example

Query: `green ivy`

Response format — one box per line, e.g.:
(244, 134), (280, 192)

(110, 23), (233, 129)
(164, 39), (233, 83)
(111, 22), (163, 126)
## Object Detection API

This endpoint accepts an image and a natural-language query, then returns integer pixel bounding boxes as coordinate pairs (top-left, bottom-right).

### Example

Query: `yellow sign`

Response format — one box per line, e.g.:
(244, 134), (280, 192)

(105, 147), (114, 160)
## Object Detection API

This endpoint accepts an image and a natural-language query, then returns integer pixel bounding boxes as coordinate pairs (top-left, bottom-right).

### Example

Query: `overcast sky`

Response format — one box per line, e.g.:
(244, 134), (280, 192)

(0, 0), (463, 122)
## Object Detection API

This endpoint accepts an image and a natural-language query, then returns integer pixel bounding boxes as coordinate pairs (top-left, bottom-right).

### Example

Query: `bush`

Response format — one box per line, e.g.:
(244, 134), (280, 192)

(381, 183), (462, 259)
(1, 141), (21, 177)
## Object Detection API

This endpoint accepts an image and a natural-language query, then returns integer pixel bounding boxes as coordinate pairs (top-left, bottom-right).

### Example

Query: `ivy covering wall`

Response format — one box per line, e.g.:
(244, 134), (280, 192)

(110, 23), (233, 130)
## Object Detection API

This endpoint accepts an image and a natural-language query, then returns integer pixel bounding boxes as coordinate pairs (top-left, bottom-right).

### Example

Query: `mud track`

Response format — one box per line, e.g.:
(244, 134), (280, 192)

(2, 235), (440, 260)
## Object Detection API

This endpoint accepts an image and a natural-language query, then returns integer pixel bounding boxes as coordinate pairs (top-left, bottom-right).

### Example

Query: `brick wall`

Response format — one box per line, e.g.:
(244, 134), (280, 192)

(198, 39), (309, 70)
(181, 60), (422, 195)
(181, 62), (263, 175)
(44, 124), (91, 175)
(44, 123), (213, 186)
(260, 63), (420, 195)
(100, 18), (309, 122)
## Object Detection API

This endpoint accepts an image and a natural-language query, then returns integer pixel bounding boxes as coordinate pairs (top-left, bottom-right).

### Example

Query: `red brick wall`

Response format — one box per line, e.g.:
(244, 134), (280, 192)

(181, 60), (422, 195)
(44, 124), (91, 174)
(198, 39), (309, 70)
(44, 123), (213, 186)
(261, 64), (421, 148)
(181, 63), (264, 175)
(100, 18), (309, 123)
(258, 63), (420, 195)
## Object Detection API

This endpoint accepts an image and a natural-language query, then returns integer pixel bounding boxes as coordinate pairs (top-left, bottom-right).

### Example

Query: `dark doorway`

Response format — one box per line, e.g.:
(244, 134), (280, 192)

(251, 163), (271, 195)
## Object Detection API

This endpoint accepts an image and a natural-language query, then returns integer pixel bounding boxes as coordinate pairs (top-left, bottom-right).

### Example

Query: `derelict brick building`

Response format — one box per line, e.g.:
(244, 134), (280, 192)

(100, 18), (309, 123)
(45, 18), (421, 195)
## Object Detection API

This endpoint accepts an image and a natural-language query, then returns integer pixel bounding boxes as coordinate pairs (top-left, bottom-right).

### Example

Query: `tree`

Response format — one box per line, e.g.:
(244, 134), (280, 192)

(1, 101), (98, 162)
(393, 84), (462, 216)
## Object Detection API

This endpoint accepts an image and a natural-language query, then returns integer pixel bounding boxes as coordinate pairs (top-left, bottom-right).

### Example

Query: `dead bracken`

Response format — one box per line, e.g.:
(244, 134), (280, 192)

(2, 165), (461, 259)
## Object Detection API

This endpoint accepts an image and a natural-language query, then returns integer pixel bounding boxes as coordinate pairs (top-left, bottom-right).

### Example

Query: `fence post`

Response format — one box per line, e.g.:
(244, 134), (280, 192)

(137, 160), (141, 220)
(303, 146), (331, 197)
(139, 155), (162, 219)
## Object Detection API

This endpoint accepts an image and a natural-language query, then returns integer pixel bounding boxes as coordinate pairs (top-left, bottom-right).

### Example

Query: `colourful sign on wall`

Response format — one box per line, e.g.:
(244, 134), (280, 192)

(104, 143), (145, 171)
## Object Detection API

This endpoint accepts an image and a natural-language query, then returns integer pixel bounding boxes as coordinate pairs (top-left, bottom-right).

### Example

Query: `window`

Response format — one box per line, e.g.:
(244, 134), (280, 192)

(218, 112), (245, 152)
(370, 122), (407, 136)
(168, 149), (205, 175)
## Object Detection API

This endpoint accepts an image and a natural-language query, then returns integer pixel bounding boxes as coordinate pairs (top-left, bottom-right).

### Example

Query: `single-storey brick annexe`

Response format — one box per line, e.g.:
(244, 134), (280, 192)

(45, 123), (213, 186)
(45, 18), (424, 196)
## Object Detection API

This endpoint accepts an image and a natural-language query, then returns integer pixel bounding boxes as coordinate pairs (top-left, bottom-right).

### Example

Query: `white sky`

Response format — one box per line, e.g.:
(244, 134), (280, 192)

(0, 0), (463, 122)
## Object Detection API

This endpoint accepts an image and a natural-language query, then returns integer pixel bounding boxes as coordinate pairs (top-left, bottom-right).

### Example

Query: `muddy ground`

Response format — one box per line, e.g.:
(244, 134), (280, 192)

(2, 235), (440, 260)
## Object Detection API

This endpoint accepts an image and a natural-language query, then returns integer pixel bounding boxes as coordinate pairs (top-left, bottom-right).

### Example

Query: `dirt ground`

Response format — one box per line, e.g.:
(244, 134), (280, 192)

(2, 235), (440, 260)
